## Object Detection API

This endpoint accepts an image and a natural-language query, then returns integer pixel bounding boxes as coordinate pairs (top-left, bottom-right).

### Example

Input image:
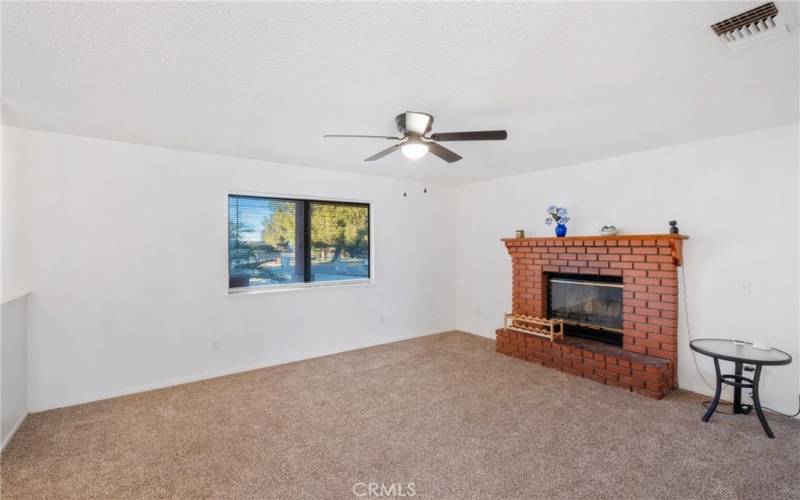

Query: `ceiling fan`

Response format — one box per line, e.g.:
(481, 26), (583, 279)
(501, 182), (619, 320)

(324, 111), (507, 163)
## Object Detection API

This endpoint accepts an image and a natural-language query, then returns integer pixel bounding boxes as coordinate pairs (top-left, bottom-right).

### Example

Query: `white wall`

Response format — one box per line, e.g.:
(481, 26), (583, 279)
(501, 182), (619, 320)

(4, 124), (798, 415)
(2, 126), (29, 297)
(3, 127), (456, 411)
(454, 123), (800, 414)
(2, 124), (31, 447)
(2, 294), (29, 449)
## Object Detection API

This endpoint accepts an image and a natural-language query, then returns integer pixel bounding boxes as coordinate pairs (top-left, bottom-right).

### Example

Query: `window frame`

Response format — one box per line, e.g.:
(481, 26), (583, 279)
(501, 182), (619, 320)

(226, 191), (373, 295)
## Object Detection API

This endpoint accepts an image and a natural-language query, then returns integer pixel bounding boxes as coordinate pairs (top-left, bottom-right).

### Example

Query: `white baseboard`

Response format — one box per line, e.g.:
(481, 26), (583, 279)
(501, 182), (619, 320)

(455, 328), (493, 340)
(678, 381), (800, 419)
(475, 328), (800, 419)
(1, 411), (29, 452)
(29, 329), (445, 413)
(32, 330), (797, 419)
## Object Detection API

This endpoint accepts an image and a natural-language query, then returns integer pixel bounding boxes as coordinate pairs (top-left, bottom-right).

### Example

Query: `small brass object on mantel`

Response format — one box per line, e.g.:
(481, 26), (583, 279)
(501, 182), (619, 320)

(515, 230), (525, 239)
(669, 220), (679, 234)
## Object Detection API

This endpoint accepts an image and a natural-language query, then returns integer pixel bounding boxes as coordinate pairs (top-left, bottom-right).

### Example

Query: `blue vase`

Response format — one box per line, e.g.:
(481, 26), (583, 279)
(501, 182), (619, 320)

(555, 224), (567, 237)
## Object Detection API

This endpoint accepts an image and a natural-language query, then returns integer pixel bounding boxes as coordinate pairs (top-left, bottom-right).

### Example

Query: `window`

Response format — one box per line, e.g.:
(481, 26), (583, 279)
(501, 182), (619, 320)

(228, 194), (370, 290)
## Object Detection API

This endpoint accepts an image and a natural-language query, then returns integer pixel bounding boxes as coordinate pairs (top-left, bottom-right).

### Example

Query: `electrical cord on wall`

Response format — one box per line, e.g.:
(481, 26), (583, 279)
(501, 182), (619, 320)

(681, 265), (800, 418)
(682, 265), (739, 415)
(681, 265), (716, 392)
(762, 395), (800, 417)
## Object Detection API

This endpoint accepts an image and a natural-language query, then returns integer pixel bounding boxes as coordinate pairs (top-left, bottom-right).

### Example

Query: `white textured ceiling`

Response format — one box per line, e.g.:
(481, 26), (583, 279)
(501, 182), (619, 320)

(2, 1), (798, 185)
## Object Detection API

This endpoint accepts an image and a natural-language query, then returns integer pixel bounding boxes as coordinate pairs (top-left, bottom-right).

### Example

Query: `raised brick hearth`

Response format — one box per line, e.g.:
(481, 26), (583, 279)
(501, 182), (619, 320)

(496, 234), (687, 399)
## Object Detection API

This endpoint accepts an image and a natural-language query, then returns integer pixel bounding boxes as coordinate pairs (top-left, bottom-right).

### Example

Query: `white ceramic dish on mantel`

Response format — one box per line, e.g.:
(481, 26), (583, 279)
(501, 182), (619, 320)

(599, 225), (618, 236)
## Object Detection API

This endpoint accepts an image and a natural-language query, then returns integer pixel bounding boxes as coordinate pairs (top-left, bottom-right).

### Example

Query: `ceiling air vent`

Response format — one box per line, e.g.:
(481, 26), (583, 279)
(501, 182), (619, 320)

(711, 2), (789, 51)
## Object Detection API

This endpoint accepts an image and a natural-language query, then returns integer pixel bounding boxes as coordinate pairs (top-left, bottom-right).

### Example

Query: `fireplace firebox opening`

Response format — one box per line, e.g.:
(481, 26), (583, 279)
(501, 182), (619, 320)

(546, 273), (623, 346)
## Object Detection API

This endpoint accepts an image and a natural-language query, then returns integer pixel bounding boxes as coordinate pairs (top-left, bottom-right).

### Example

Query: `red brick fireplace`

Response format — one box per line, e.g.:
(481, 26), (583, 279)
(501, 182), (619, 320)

(496, 234), (688, 399)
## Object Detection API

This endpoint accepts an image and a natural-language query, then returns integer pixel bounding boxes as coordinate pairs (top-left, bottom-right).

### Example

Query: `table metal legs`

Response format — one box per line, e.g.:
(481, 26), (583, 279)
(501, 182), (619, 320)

(751, 365), (774, 438)
(733, 362), (743, 413)
(730, 361), (753, 415)
(701, 358), (776, 438)
(702, 357), (722, 422)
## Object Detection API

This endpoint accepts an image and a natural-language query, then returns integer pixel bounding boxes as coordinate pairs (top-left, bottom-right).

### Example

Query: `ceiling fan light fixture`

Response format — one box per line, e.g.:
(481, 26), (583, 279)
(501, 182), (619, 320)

(324, 111), (507, 163)
(400, 140), (428, 160)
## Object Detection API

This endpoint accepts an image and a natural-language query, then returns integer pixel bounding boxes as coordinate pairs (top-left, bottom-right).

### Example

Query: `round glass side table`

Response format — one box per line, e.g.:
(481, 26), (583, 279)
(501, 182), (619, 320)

(690, 338), (792, 438)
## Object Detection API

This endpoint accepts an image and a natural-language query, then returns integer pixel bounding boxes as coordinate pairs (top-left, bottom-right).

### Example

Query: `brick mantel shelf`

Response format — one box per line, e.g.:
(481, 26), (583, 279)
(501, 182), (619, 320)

(496, 233), (689, 399)
(501, 234), (688, 266)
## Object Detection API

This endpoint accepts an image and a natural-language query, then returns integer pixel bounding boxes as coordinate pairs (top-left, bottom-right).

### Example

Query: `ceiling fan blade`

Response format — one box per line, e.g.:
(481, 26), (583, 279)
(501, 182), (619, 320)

(324, 134), (402, 139)
(428, 142), (463, 163)
(429, 130), (507, 142)
(365, 144), (401, 161)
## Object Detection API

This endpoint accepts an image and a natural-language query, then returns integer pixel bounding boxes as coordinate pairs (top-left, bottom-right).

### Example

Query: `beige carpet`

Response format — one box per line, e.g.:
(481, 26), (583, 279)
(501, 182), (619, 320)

(2, 331), (799, 499)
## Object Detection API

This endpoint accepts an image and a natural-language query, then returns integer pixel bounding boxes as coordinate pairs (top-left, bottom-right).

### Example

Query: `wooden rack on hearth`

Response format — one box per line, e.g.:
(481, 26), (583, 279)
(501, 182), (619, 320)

(504, 313), (564, 342)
